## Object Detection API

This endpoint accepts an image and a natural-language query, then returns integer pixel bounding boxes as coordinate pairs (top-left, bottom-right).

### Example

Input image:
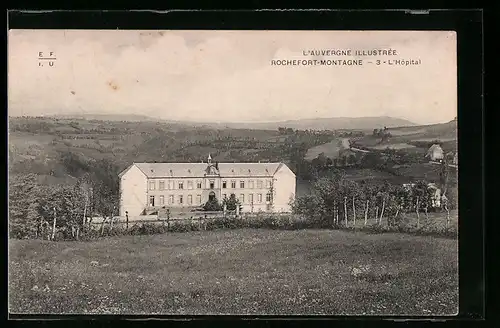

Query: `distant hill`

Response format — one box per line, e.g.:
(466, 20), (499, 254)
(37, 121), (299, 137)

(200, 116), (417, 131)
(351, 119), (457, 153)
(387, 119), (457, 140)
(42, 114), (416, 131)
(48, 114), (159, 122)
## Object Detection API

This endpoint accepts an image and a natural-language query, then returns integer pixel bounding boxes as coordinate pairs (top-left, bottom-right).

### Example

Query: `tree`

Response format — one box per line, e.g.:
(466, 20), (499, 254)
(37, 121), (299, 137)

(222, 194), (242, 212)
(348, 154), (357, 166)
(360, 152), (383, 169)
(86, 158), (120, 218)
(325, 157), (333, 167)
(414, 180), (433, 221)
(362, 184), (378, 226)
(9, 174), (44, 239)
(37, 184), (87, 240)
(203, 197), (222, 211)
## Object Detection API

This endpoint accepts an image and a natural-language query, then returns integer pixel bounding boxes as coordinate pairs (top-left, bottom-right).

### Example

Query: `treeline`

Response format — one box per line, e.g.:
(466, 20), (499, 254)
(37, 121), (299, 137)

(9, 156), (121, 239)
(304, 147), (431, 180)
(291, 173), (457, 229)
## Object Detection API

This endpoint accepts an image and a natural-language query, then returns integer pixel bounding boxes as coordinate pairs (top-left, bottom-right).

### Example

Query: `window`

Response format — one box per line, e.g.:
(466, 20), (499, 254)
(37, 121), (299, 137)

(249, 180), (254, 189)
(249, 194), (254, 204)
(169, 195), (174, 205)
(210, 181), (215, 189)
(240, 181), (245, 188)
(231, 180), (236, 188)
(266, 193), (272, 202)
(257, 180), (263, 189)
(149, 181), (156, 190)
(179, 195), (183, 204)
(159, 181), (165, 190)
(239, 194), (245, 203)
(222, 181), (227, 188)
(197, 195), (202, 204)
(159, 195), (165, 205)
(266, 180), (271, 189)
(167, 180), (172, 190)
(178, 182), (184, 189)
(149, 195), (155, 207)
(197, 181), (202, 189)
(258, 194), (263, 203)
(188, 181), (193, 190)
(188, 195), (192, 205)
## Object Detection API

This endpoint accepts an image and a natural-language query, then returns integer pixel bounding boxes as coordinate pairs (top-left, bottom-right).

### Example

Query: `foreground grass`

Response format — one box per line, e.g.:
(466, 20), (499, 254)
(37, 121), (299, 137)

(9, 229), (458, 315)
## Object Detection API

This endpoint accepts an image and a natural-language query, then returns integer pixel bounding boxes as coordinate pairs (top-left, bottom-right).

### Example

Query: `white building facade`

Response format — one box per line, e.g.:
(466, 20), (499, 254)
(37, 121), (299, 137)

(118, 156), (296, 216)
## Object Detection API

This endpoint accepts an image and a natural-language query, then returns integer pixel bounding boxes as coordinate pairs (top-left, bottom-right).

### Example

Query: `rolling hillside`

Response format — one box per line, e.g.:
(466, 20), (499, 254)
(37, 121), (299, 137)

(352, 119), (457, 153)
(20, 114), (417, 131)
(304, 119), (458, 162)
(8, 116), (338, 186)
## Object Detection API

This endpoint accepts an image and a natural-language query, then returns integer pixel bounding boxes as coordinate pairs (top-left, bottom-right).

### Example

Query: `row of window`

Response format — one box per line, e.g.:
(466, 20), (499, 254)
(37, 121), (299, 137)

(222, 193), (272, 204)
(149, 179), (272, 191)
(149, 194), (202, 207)
(148, 193), (272, 207)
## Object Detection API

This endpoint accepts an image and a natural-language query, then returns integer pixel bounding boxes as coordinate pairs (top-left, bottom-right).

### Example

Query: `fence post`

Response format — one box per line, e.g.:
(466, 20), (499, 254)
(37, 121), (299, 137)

(51, 207), (57, 241)
(352, 196), (356, 227)
(364, 200), (369, 226)
(82, 200), (87, 231)
(126, 211), (129, 230)
(415, 197), (420, 229)
(167, 209), (171, 231)
(380, 199), (386, 225)
(343, 197), (348, 227)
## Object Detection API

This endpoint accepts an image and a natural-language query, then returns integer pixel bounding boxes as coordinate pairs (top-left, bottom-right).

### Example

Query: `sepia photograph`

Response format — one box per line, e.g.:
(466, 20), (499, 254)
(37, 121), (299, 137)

(8, 29), (458, 316)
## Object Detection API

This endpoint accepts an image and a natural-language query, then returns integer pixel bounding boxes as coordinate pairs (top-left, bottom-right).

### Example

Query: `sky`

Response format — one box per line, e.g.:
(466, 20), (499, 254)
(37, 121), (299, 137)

(8, 30), (457, 124)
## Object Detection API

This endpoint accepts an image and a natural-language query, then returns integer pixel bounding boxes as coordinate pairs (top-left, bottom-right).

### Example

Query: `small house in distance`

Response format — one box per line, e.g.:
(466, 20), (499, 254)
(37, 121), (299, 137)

(425, 144), (444, 162)
(118, 154), (296, 216)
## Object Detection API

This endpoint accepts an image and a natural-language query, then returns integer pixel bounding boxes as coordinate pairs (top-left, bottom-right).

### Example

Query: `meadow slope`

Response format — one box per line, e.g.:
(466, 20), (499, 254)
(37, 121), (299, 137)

(9, 229), (458, 315)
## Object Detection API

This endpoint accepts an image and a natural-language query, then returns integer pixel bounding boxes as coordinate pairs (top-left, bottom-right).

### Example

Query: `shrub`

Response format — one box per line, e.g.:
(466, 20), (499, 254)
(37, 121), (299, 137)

(203, 198), (222, 212)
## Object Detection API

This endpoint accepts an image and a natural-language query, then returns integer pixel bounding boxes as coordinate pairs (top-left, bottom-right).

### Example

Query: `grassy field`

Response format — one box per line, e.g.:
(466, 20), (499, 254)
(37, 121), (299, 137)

(9, 229), (458, 315)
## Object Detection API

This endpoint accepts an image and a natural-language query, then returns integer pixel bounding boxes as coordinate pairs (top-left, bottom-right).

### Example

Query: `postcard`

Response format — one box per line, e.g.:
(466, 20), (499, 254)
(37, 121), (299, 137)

(8, 29), (458, 316)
